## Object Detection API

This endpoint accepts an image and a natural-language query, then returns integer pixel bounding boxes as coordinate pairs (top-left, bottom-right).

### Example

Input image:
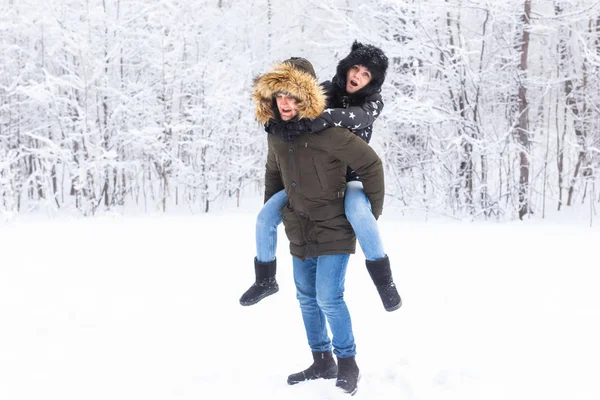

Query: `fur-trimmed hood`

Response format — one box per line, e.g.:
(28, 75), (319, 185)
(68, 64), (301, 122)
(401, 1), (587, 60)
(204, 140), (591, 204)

(252, 60), (327, 125)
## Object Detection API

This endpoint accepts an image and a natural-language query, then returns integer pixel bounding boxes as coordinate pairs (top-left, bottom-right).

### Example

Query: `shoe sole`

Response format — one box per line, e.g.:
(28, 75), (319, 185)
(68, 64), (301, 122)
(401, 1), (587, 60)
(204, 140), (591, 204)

(287, 373), (337, 385)
(385, 298), (402, 312)
(336, 373), (361, 396)
(350, 373), (361, 396)
(239, 286), (279, 306)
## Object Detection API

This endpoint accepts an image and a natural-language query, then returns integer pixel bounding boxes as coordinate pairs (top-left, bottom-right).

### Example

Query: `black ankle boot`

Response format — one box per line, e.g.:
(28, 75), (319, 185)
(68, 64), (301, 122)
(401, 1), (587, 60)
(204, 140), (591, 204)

(336, 356), (360, 395)
(287, 351), (338, 385)
(366, 255), (402, 312)
(239, 258), (279, 306)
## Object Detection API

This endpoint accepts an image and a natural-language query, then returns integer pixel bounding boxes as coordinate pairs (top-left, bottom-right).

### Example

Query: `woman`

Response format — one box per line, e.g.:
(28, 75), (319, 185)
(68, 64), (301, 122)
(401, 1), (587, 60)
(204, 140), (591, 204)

(240, 42), (401, 312)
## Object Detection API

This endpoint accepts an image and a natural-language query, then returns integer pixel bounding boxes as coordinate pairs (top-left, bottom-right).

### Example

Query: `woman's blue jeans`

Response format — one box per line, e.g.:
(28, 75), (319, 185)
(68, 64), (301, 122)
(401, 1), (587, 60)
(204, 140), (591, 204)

(293, 254), (356, 358)
(255, 190), (287, 262)
(255, 182), (386, 262)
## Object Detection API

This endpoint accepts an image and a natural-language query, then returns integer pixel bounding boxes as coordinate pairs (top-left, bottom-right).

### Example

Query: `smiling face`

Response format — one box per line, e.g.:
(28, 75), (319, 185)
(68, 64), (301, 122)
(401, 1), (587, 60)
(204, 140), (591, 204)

(275, 92), (299, 121)
(345, 65), (372, 94)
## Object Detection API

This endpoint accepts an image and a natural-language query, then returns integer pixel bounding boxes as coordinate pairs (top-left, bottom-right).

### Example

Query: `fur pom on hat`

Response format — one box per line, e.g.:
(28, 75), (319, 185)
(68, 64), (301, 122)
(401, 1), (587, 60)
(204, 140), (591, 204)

(336, 40), (389, 95)
(252, 58), (326, 125)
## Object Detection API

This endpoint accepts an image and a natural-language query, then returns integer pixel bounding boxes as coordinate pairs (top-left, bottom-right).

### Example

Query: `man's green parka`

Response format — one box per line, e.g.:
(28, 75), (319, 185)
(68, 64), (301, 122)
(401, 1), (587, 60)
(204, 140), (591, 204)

(253, 59), (385, 260)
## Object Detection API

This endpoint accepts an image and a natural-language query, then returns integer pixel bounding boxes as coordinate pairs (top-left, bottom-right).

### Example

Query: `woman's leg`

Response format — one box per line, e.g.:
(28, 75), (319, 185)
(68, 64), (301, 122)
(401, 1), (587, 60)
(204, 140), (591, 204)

(345, 181), (402, 312)
(344, 181), (385, 261)
(239, 189), (288, 306)
(255, 189), (288, 262)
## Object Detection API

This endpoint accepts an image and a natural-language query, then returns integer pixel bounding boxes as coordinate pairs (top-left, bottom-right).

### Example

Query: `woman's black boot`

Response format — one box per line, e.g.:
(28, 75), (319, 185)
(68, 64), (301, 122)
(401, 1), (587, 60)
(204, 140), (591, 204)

(366, 255), (402, 311)
(239, 258), (279, 306)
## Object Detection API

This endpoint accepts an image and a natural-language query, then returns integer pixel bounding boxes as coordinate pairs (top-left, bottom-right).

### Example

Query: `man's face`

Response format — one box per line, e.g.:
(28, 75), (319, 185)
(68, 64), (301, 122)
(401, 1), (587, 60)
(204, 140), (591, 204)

(345, 65), (372, 94)
(275, 93), (299, 121)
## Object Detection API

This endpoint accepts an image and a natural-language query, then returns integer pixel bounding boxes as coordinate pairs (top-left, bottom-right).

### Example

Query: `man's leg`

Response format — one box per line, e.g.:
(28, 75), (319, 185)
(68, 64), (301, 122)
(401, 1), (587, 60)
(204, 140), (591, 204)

(315, 254), (355, 358)
(293, 256), (331, 352)
(287, 256), (338, 385)
(315, 254), (360, 394)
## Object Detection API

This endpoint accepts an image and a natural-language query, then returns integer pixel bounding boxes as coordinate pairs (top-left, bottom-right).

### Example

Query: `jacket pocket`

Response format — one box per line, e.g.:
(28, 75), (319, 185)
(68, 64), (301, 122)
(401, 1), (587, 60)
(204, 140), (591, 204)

(312, 156), (329, 191)
(306, 198), (345, 221)
(314, 215), (354, 245)
(306, 198), (353, 245)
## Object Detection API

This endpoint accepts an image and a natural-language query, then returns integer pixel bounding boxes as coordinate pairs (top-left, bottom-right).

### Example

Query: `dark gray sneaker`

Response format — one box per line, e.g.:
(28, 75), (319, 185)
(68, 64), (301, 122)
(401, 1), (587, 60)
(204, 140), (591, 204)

(336, 356), (360, 395)
(288, 351), (338, 385)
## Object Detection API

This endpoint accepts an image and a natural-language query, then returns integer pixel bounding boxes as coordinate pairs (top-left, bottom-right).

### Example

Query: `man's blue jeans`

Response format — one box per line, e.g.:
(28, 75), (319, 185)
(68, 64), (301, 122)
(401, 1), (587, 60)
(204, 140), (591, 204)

(255, 182), (386, 262)
(292, 254), (356, 358)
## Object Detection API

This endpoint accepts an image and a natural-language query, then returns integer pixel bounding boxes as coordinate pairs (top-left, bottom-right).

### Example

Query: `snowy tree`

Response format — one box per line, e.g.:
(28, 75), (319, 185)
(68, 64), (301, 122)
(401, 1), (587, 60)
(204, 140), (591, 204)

(1, 0), (599, 220)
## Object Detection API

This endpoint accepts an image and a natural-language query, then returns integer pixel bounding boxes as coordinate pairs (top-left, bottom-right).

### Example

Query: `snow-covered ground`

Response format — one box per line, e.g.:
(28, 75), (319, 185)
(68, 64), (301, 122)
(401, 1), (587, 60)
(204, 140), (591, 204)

(1, 204), (599, 400)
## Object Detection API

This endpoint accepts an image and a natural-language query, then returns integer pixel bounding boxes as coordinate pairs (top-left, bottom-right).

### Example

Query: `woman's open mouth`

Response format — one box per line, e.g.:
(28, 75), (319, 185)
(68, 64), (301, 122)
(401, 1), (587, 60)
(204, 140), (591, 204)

(350, 80), (358, 87)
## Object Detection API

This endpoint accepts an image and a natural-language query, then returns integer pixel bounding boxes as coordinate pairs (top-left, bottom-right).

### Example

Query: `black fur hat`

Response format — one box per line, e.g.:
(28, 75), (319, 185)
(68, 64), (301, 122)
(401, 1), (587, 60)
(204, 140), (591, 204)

(335, 40), (389, 95)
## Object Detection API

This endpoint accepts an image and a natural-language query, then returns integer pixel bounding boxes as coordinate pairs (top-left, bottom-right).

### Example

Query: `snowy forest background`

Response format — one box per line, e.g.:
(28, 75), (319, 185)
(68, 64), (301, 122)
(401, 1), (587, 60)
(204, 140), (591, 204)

(2, 0), (600, 220)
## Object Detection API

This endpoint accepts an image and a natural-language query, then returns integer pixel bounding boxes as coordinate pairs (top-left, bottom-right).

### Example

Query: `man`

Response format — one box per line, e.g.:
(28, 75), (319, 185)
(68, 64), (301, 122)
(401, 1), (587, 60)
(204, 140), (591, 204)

(241, 42), (401, 314)
(251, 57), (386, 395)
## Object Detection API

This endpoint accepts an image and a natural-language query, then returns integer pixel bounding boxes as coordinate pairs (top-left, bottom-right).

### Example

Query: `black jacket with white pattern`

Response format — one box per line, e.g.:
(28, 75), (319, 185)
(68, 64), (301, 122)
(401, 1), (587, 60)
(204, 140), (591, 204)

(313, 79), (383, 145)
(312, 79), (384, 181)
(265, 77), (384, 182)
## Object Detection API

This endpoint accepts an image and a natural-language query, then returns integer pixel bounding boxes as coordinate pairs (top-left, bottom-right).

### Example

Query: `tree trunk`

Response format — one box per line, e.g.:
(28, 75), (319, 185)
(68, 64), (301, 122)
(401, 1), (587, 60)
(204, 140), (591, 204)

(515, 0), (531, 220)
(555, 4), (567, 211)
(474, 9), (490, 215)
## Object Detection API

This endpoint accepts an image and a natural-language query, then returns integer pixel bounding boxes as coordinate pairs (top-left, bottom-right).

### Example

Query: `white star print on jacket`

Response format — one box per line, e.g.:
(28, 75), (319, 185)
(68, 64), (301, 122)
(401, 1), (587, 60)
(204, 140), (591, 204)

(311, 90), (384, 145)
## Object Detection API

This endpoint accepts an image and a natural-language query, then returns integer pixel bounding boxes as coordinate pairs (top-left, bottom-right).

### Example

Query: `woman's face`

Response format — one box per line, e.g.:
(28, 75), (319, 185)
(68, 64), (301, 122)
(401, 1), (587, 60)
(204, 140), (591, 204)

(345, 65), (372, 94)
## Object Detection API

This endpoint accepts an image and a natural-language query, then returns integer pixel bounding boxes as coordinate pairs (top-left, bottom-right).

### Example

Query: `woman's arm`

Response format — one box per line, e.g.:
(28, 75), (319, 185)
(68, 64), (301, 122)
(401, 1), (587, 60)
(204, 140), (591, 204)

(311, 92), (384, 133)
